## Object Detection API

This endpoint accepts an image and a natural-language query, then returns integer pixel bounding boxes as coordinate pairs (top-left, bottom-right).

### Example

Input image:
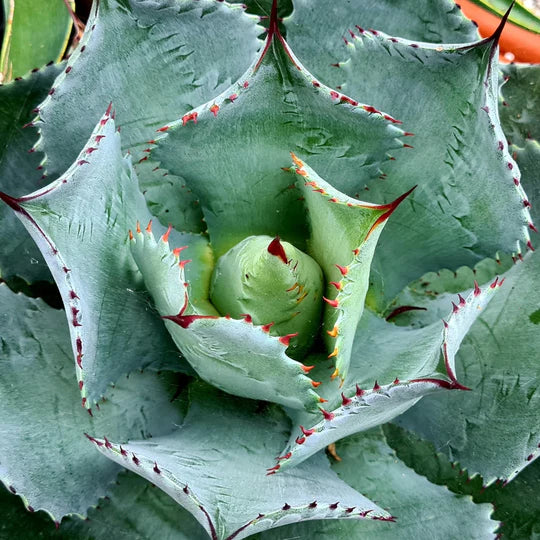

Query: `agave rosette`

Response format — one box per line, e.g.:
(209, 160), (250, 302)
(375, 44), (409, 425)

(0, 0), (538, 538)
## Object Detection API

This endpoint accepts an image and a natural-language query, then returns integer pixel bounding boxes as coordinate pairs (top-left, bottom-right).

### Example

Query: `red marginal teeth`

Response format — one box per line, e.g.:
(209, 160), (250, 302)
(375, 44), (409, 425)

(279, 333), (298, 346)
(323, 297), (339, 308)
(300, 425), (316, 436)
(319, 408), (335, 421)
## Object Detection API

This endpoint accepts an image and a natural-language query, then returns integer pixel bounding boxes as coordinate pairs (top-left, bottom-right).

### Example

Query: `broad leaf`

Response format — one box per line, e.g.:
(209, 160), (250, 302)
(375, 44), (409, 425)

(1, 112), (198, 405)
(0, 62), (61, 282)
(0, 285), (187, 521)
(285, 0), (479, 85)
(396, 250), (540, 482)
(151, 14), (405, 257)
(256, 428), (497, 540)
(35, 0), (262, 178)
(294, 156), (414, 381)
(273, 279), (502, 471)
(90, 382), (391, 540)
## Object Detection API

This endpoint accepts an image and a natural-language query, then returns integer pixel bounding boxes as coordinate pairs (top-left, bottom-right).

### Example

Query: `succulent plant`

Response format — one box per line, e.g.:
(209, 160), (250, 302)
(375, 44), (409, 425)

(1, 0), (539, 538)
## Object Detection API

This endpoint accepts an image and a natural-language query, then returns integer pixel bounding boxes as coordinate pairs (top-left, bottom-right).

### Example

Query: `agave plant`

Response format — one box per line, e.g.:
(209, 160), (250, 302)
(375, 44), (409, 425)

(1, 0), (539, 538)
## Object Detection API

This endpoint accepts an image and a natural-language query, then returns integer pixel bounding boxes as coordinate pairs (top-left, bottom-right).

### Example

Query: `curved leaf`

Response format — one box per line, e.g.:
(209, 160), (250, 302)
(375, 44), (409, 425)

(89, 382), (391, 540)
(0, 62), (62, 282)
(0, 112), (196, 405)
(285, 0), (479, 86)
(274, 279), (501, 471)
(150, 15), (405, 257)
(35, 0), (262, 178)
(397, 250), (540, 483)
(0, 284), (187, 521)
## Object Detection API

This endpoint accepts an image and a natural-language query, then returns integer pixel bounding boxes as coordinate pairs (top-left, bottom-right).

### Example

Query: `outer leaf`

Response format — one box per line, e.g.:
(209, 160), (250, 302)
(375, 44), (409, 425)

(0, 62), (61, 282)
(150, 14), (405, 257)
(129, 224), (322, 411)
(384, 423), (540, 540)
(335, 26), (532, 308)
(0, 111), (200, 406)
(89, 382), (391, 540)
(0, 0), (72, 82)
(397, 250), (540, 482)
(500, 63), (540, 146)
(285, 0), (479, 85)
(0, 285), (187, 521)
(0, 471), (209, 539)
(294, 156), (414, 381)
(35, 0), (262, 178)
(274, 279), (502, 471)
(256, 428), (497, 540)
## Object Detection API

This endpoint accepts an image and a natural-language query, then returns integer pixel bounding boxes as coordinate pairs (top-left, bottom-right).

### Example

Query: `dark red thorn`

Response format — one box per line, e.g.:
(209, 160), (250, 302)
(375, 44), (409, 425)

(311, 380), (322, 388)
(132, 453), (140, 466)
(282, 503), (291, 510)
(84, 433), (103, 446)
(527, 454), (534, 461)
(48, 88), (55, 96)
(330, 90), (340, 100)
(359, 509), (373, 517)
(323, 296), (339, 308)
(309, 501), (318, 509)
(229, 93), (238, 102)
(513, 177), (520, 186)
(103, 437), (112, 449)
(319, 407), (335, 421)
(346, 507), (355, 513)
(529, 223), (538, 233)
(442, 319), (449, 328)
(300, 426), (316, 437)
(267, 236), (288, 263)
(329, 502), (339, 510)
(301, 364), (315, 373)
(341, 392), (352, 406)
(162, 314), (219, 329)
(403, 143), (414, 148)
(278, 333), (298, 347)
(77, 159), (89, 166)
(86, 147), (98, 154)
(267, 465), (281, 473)
(312, 80), (320, 87)
(404, 132), (414, 136)
(355, 384), (364, 397)
(78, 380), (84, 390)
(87, 408), (93, 417)
(486, 0), (515, 47)
(138, 156), (148, 163)
(474, 281), (481, 296)
(329, 281), (342, 290)
(490, 277), (499, 289)
(243, 81), (249, 88)
(241, 313), (253, 323)
(22, 122), (34, 129)
(261, 322), (275, 333)
(363, 105), (380, 114)
(156, 125), (169, 132)
(120, 446), (127, 456)
(183, 485), (189, 494)
(372, 381), (380, 391)
(277, 452), (292, 461)
(54, 519), (60, 528)
(28, 506), (35, 513)
(295, 436), (306, 445)
(524, 199), (532, 208)
(9, 485), (16, 494)
(335, 264), (348, 276)
(452, 302), (459, 314)
(527, 241), (535, 252)
(458, 294), (466, 306)
(153, 462), (161, 473)
(385, 305), (427, 321)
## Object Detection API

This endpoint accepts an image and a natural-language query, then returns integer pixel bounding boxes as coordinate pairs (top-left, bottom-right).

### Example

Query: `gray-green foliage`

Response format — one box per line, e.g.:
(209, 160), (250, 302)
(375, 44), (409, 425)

(0, 0), (538, 538)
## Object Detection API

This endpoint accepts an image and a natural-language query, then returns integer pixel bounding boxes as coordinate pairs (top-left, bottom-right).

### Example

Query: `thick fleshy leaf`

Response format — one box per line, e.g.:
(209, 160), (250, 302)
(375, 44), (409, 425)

(385, 423), (540, 540)
(0, 285), (187, 521)
(0, 0), (72, 82)
(500, 63), (540, 147)
(150, 12), (405, 257)
(293, 156), (414, 381)
(257, 428), (497, 540)
(332, 26), (532, 309)
(397, 250), (540, 483)
(0, 470), (209, 539)
(0, 111), (198, 406)
(285, 0), (479, 85)
(274, 279), (502, 471)
(129, 224), (322, 411)
(34, 0), (262, 178)
(89, 382), (391, 540)
(0, 62), (61, 282)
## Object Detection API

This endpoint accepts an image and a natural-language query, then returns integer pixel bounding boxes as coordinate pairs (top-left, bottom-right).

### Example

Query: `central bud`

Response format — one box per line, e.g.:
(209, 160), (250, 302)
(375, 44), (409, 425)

(210, 235), (324, 358)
